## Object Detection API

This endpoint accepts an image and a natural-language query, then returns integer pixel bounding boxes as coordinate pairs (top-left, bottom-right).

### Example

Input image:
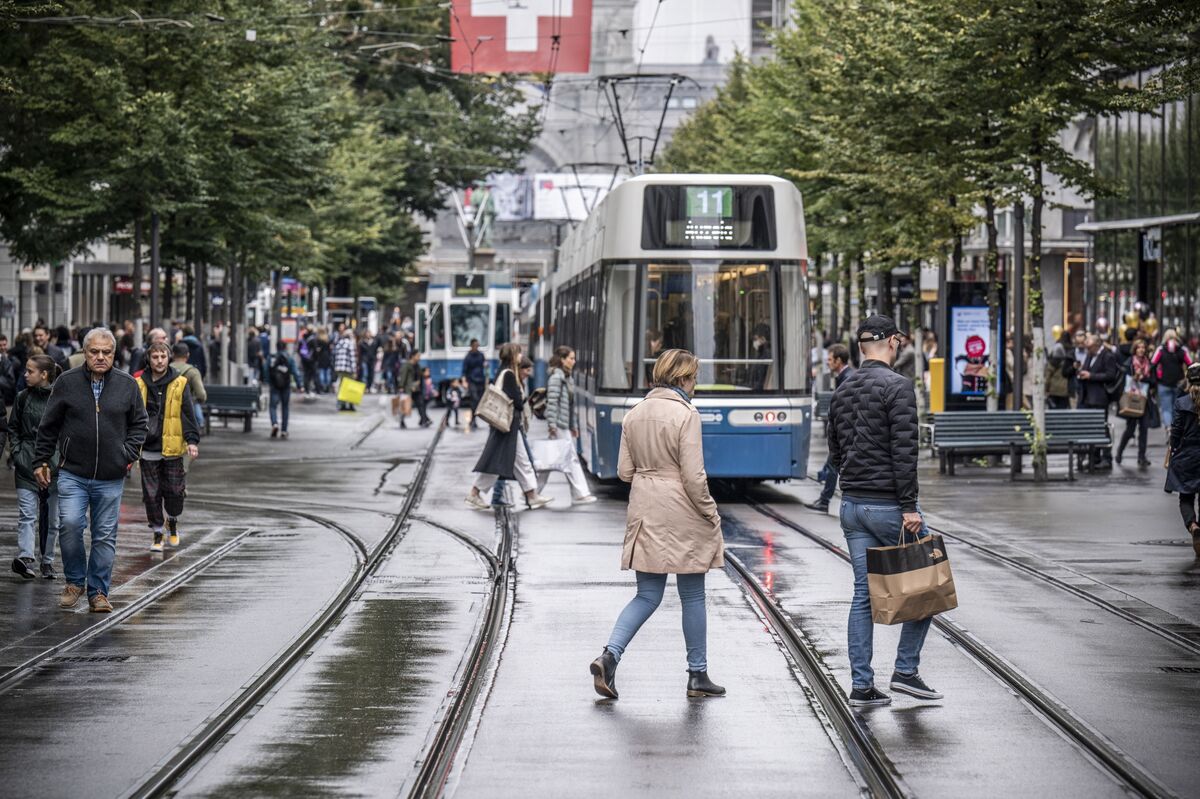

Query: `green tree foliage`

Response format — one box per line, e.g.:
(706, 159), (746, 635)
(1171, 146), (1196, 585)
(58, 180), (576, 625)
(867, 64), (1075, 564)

(661, 0), (1192, 475)
(0, 0), (539, 295)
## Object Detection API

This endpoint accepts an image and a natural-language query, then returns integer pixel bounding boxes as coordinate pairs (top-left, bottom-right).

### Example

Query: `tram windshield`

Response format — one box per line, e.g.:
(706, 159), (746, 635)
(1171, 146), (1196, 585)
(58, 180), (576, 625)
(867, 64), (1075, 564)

(450, 303), (490, 348)
(642, 262), (791, 392)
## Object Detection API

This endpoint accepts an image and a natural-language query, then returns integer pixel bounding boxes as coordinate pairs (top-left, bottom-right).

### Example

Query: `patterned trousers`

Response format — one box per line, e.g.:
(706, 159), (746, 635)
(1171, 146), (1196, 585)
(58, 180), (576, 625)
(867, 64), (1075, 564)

(140, 458), (188, 529)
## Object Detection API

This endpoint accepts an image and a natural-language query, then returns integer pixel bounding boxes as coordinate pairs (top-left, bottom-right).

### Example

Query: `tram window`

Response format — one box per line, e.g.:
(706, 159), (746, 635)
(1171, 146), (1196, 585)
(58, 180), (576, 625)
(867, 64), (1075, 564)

(450, 303), (490, 348)
(429, 302), (445, 351)
(494, 303), (511, 346)
(779, 263), (810, 391)
(642, 262), (777, 392)
(601, 264), (637, 390)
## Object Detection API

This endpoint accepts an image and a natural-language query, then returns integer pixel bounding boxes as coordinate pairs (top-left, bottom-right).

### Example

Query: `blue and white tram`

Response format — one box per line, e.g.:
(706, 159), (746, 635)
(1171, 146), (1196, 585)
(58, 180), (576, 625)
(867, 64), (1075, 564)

(535, 174), (813, 481)
(416, 270), (518, 388)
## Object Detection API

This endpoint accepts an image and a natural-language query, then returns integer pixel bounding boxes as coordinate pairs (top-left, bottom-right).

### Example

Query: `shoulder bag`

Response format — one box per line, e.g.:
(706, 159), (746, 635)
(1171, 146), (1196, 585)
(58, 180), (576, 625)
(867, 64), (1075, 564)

(475, 369), (514, 433)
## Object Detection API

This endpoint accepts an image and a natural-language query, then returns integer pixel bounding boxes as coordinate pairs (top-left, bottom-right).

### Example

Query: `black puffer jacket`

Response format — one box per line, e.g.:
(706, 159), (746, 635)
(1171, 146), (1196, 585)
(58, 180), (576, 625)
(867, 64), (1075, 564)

(827, 359), (920, 512)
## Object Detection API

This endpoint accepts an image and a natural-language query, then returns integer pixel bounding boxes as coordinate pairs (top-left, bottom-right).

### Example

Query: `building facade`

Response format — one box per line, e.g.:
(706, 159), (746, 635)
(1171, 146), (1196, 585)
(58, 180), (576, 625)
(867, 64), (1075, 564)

(1084, 70), (1198, 340)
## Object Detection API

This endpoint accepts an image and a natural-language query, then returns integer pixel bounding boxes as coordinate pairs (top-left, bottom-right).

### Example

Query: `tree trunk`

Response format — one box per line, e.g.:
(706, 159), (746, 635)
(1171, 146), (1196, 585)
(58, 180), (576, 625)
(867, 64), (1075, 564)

(132, 218), (144, 343)
(1030, 156), (1049, 480)
(856, 255), (867, 322)
(950, 196), (963, 280)
(164, 258), (174, 325)
(812, 253), (824, 339)
(840, 255), (851, 341)
(830, 253), (840, 340)
(984, 194), (1000, 412)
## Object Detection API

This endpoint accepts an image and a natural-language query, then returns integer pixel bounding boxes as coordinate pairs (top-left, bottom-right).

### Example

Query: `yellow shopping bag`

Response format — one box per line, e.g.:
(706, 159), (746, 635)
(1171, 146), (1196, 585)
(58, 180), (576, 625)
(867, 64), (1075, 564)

(337, 377), (366, 406)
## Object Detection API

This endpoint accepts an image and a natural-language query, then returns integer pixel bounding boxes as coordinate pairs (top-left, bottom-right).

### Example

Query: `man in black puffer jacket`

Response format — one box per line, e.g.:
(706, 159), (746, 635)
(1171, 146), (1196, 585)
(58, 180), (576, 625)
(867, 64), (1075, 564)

(828, 314), (939, 709)
(34, 328), (147, 614)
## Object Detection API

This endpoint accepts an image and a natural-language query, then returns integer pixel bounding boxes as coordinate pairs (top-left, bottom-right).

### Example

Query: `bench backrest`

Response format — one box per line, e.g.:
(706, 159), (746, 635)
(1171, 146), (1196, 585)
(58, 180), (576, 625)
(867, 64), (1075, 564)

(815, 393), (832, 418)
(933, 411), (1029, 445)
(1044, 409), (1111, 442)
(205, 385), (260, 410)
(934, 408), (1111, 446)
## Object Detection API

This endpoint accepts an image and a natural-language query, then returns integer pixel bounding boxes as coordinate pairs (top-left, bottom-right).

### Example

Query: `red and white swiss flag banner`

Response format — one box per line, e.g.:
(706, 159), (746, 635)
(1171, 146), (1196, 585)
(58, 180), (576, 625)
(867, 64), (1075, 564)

(450, 0), (592, 74)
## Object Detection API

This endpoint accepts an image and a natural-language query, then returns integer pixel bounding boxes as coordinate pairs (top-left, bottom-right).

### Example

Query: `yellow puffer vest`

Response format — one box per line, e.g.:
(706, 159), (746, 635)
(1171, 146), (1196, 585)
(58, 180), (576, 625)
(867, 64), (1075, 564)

(138, 374), (188, 457)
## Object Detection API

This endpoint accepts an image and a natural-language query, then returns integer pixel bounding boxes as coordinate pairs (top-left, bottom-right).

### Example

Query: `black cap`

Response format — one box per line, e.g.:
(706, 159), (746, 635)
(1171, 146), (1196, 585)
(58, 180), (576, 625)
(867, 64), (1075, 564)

(856, 314), (907, 343)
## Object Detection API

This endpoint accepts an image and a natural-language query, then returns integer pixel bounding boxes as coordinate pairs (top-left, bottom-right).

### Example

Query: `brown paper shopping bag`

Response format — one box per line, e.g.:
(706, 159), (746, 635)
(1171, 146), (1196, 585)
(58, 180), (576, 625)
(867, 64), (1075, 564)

(866, 532), (958, 625)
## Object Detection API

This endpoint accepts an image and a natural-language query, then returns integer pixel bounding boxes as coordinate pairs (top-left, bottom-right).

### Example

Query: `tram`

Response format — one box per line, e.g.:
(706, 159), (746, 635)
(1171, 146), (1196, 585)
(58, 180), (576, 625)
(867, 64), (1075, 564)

(530, 173), (813, 481)
(416, 269), (518, 387)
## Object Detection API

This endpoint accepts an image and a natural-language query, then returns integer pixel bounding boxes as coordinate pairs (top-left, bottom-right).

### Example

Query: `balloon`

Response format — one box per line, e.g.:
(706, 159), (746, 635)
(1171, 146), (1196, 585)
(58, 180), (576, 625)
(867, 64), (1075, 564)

(1124, 310), (1140, 328)
(1144, 317), (1159, 336)
(1118, 323), (1128, 341)
(1051, 324), (1063, 340)
(1096, 317), (1110, 335)
(1133, 301), (1150, 321)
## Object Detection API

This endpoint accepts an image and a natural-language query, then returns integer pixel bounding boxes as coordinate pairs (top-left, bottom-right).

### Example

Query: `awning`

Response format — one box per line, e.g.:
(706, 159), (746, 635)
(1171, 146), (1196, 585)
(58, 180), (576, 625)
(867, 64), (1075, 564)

(1075, 212), (1200, 233)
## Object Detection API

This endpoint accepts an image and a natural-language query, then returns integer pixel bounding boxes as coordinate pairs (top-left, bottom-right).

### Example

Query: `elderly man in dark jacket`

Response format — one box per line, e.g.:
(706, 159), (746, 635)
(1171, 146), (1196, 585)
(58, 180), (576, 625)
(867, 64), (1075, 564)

(828, 314), (939, 708)
(1077, 333), (1119, 467)
(34, 327), (148, 613)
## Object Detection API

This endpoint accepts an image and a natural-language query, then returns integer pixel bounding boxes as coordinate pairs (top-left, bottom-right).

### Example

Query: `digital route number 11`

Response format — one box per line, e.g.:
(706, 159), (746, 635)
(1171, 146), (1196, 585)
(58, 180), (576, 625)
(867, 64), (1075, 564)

(688, 186), (733, 218)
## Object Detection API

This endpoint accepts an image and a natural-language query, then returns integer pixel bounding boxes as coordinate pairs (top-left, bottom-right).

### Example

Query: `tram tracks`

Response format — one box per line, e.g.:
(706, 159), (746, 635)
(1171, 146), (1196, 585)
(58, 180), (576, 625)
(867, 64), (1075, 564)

(740, 495), (1178, 799)
(0, 524), (255, 694)
(724, 552), (909, 799)
(127, 425), (445, 799)
(795, 473), (1200, 657)
(407, 511), (516, 799)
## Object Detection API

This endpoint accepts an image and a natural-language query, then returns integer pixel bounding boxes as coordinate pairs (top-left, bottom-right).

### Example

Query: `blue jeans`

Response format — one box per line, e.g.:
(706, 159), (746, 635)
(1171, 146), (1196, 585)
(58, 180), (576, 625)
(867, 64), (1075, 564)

(606, 571), (708, 671)
(817, 459), (839, 504)
(57, 470), (125, 598)
(841, 497), (933, 690)
(1160, 385), (1178, 429)
(16, 487), (60, 564)
(318, 367), (333, 392)
(193, 401), (205, 431)
(270, 387), (291, 431)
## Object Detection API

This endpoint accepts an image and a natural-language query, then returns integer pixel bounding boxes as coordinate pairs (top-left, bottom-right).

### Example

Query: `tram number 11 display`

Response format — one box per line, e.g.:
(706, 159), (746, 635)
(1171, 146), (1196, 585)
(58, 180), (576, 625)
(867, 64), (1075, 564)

(687, 186), (733, 218)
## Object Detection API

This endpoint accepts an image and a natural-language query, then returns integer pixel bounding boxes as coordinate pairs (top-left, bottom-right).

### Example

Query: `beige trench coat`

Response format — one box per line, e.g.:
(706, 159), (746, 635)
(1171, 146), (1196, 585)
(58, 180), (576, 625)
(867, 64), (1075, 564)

(618, 387), (724, 573)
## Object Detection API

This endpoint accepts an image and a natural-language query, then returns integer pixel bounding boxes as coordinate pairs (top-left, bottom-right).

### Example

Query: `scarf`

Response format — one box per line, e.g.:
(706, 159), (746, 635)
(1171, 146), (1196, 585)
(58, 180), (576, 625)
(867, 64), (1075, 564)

(1132, 354), (1150, 382)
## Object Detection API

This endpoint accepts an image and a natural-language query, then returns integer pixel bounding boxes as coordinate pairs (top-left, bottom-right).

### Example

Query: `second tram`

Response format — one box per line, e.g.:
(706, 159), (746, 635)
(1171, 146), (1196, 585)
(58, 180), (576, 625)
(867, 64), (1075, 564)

(530, 173), (813, 481)
(416, 269), (517, 387)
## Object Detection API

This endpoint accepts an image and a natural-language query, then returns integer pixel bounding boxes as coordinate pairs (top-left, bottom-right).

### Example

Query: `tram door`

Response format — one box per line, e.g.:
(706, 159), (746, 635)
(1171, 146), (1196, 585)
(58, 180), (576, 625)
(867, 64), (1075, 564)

(415, 303), (428, 355)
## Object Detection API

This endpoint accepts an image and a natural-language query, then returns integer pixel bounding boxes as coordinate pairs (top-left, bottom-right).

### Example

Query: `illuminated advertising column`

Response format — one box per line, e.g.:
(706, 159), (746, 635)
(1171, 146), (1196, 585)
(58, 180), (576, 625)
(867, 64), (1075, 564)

(944, 281), (1006, 411)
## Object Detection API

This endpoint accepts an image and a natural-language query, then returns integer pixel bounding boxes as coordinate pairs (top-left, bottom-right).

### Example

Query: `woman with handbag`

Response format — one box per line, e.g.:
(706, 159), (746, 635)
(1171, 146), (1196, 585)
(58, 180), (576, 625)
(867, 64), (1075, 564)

(464, 342), (552, 511)
(536, 346), (598, 505)
(590, 349), (726, 700)
(1165, 363), (1200, 556)
(1116, 338), (1154, 467)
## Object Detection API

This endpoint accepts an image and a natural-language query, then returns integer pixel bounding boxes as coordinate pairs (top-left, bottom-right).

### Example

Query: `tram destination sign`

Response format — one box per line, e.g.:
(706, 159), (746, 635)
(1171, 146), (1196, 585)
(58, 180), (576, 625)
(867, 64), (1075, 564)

(454, 273), (487, 297)
(642, 185), (776, 250)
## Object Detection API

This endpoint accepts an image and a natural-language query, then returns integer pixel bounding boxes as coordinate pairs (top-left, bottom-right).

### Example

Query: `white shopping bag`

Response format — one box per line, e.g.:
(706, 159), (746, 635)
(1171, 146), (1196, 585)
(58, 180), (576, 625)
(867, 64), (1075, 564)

(529, 438), (575, 473)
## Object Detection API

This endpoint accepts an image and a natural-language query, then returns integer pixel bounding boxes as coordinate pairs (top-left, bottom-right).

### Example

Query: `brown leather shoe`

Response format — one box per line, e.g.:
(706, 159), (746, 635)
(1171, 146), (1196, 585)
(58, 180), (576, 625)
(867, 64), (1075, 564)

(89, 594), (113, 613)
(59, 583), (85, 609)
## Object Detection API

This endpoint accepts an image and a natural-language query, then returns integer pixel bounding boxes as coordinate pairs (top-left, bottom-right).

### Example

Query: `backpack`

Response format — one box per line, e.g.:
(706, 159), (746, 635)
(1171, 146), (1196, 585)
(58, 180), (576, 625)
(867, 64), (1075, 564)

(270, 354), (292, 391)
(529, 386), (548, 420)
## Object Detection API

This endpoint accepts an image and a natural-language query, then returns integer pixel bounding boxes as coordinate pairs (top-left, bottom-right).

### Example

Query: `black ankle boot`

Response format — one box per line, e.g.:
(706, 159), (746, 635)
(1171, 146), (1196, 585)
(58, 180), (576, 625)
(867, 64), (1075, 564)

(590, 650), (619, 699)
(687, 670), (726, 697)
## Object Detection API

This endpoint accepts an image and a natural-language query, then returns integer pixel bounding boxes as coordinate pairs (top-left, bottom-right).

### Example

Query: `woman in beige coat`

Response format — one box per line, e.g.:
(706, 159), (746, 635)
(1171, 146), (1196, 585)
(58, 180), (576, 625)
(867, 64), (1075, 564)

(590, 349), (726, 700)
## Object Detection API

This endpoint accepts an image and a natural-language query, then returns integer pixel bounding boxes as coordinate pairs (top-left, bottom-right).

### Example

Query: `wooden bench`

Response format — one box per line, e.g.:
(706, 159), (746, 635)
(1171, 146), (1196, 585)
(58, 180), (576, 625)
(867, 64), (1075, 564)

(933, 409), (1111, 480)
(203, 385), (260, 433)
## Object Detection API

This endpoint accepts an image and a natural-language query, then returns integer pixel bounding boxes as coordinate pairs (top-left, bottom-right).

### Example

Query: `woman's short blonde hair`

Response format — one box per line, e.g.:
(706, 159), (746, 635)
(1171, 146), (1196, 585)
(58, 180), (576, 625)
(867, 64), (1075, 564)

(652, 349), (700, 387)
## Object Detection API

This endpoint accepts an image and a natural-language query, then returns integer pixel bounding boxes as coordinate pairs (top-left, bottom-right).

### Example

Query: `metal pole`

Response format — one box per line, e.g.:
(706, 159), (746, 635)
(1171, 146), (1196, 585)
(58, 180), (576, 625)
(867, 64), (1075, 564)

(150, 211), (160, 331)
(1013, 202), (1026, 410)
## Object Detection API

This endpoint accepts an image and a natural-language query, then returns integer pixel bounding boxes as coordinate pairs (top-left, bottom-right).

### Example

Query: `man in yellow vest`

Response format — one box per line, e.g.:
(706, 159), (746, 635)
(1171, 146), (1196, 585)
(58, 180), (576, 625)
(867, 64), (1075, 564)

(136, 342), (200, 552)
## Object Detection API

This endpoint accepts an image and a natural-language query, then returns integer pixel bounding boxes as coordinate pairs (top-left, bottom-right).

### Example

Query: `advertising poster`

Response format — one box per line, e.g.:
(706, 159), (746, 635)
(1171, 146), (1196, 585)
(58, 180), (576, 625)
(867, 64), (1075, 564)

(949, 306), (1000, 398)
